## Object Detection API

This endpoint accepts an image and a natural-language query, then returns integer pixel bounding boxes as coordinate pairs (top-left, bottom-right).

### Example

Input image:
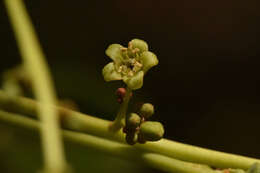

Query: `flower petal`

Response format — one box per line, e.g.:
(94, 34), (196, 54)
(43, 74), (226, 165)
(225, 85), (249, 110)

(102, 62), (122, 81)
(105, 44), (123, 63)
(140, 51), (158, 73)
(125, 71), (144, 90)
(129, 39), (148, 53)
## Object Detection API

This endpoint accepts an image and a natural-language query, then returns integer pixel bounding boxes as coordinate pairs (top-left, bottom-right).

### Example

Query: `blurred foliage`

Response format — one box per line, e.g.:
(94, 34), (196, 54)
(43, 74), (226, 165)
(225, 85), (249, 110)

(0, 123), (151, 173)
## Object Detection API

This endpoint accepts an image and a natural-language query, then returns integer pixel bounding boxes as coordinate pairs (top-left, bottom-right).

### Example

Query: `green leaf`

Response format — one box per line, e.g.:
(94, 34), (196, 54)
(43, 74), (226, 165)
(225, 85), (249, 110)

(105, 44), (123, 64)
(140, 51), (158, 73)
(130, 39), (148, 53)
(102, 62), (122, 82)
(125, 71), (144, 90)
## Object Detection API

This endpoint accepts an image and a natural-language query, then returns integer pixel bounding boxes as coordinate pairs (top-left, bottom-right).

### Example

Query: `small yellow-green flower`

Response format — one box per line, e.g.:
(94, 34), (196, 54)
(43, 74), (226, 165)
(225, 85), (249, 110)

(102, 39), (158, 90)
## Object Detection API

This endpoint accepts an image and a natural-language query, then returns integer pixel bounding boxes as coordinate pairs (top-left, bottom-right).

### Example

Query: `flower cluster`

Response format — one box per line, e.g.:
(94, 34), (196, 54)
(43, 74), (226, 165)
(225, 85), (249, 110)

(123, 103), (164, 145)
(102, 39), (158, 90)
(103, 39), (164, 144)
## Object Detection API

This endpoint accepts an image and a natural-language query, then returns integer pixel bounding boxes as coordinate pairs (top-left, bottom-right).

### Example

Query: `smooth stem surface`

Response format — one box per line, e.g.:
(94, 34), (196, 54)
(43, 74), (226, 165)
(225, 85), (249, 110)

(0, 90), (259, 170)
(109, 87), (132, 132)
(0, 110), (219, 173)
(4, 0), (66, 172)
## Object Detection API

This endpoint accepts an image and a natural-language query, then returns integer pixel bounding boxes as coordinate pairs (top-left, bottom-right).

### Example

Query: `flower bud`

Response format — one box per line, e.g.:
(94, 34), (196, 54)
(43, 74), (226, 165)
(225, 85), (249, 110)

(139, 103), (154, 119)
(247, 163), (260, 173)
(117, 97), (123, 104)
(139, 121), (164, 141)
(126, 113), (141, 129)
(116, 88), (126, 98)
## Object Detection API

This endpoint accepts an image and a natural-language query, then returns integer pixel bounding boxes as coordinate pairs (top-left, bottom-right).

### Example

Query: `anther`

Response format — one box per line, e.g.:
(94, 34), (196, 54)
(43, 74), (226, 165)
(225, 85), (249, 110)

(128, 42), (133, 49)
(120, 47), (127, 52)
(128, 71), (134, 77)
(117, 66), (123, 73)
(135, 62), (142, 67)
(132, 48), (140, 54)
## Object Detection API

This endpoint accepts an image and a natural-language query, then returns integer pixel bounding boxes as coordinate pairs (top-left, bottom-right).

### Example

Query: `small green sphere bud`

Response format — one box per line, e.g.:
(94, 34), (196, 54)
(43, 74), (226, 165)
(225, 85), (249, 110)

(126, 113), (141, 129)
(125, 132), (138, 145)
(139, 121), (164, 141)
(247, 163), (260, 173)
(139, 103), (154, 119)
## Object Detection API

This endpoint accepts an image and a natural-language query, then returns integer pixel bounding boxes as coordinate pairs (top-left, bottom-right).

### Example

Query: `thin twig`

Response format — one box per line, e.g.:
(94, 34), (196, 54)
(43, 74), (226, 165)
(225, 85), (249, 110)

(4, 0), (67, 172)
(110, 87), (132, 132)
(0, 110), (218, 173)
(0, 89), (259, 170)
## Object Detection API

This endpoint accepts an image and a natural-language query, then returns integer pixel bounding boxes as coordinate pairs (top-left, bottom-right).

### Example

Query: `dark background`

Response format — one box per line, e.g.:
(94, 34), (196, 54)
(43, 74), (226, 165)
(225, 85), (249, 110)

(0, 0), (259, 172)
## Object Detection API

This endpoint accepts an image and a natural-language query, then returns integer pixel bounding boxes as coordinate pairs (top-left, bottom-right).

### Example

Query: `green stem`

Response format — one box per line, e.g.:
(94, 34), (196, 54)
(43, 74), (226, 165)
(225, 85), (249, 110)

(109, 87), (132, 132)
(4, 0), (67, 172)
(0, 89), (259, 170)
(0, 110), (218, 173)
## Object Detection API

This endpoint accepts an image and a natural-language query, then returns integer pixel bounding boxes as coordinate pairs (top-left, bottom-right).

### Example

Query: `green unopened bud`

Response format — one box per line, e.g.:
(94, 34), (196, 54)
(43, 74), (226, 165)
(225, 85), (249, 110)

(125, 132), (138, 145)
(247, 163), (260, 173)
(139, 121), (164, 141)
(126, 113), (141, 129)
(139, 103), (154, 119)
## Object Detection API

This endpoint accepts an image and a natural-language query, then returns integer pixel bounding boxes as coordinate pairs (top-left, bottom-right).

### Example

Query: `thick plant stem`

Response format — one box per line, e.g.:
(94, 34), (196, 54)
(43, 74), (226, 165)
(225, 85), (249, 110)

(4, 0), (67, 172)
(109, 87), (132, 132)
(0, 90), (259, 170)
(0, 110), (218, 173)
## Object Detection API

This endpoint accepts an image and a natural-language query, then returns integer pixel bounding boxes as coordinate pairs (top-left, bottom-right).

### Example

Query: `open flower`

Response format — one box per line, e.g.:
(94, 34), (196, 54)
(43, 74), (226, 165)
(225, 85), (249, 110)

(102, 39), (158, 90)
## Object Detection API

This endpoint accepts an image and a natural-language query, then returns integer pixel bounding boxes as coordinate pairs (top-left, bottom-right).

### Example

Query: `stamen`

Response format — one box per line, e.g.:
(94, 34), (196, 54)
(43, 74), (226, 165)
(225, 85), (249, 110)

(122, 65), (128, 74)
(118, 66), (123, 73)
(132, 48), (140, 54)
(120, 47), (127, 52)
(129, 59), (135, 64)
(128, 71), (134, 77)
(128, 42), (133, 49)
(135, 61), (143, 67)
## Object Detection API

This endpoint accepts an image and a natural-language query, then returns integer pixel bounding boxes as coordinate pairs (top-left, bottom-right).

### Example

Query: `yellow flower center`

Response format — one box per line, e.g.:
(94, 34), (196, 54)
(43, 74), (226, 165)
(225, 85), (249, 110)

(115, 44), (143, 77)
